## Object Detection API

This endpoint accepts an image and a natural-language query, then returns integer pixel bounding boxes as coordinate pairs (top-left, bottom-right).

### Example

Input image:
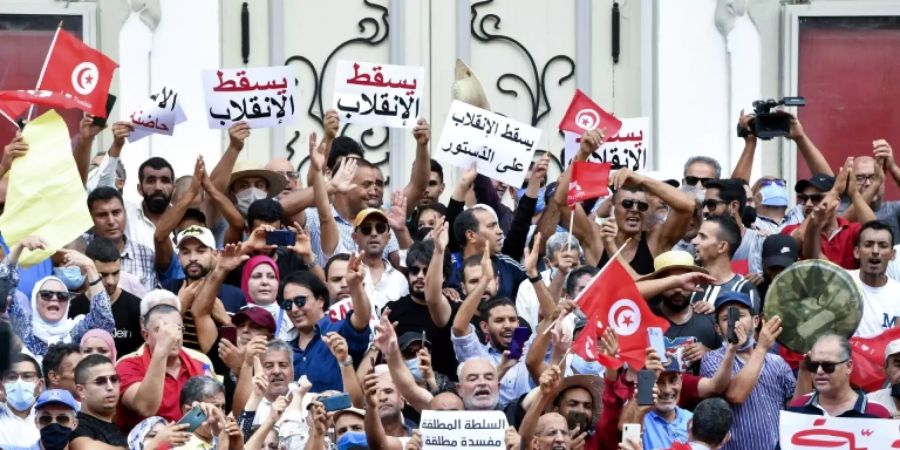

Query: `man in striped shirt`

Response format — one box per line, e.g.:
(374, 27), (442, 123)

(689, 215), (760, 313)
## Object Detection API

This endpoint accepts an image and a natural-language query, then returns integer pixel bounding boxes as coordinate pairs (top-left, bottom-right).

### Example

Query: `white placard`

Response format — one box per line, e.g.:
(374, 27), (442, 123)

(564, 117), (650, 170)
(202, 66), (298, 129)
(128, 86), (187, 142)
(779, 410), (900, 449)
(420, 410), (507, 450)
(334, 60), (424, 128)
(435, 100), (542, 188)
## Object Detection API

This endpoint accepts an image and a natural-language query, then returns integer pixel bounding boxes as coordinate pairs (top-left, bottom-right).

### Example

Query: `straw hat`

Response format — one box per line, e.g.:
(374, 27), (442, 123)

(452, 59), (491, 110)
(543, 375), (604, 424)
(228, 160), (286, 197)
(637, 250), (707, 282)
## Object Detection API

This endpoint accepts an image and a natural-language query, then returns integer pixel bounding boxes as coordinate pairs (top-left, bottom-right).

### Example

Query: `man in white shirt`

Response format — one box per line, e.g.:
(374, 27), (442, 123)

(849, 221), (900, 337)
(866, 338), (900, 417)
(352, 208), (408, 311)
(0, 353), (43, 448)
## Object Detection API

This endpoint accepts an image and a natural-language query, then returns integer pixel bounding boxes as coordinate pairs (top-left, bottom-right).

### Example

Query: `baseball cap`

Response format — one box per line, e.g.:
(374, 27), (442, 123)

(885, 339), (900, 362)
(332, 406), (366, 424)
(353, 208), (388, 229)
(232, 306), (277, 335)
(397, 332), (431, 352)
(34, 389), (79, 412)
(794, 173), (835, 193)
(761, 235), (798, 270)
(176, 225), (216, 249)
(713, 291), (754, 313)
(760, 184), (789, 207)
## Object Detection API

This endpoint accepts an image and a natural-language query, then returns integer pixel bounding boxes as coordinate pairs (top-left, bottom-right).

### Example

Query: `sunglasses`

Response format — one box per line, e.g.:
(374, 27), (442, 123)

(620, 199), (649, 212)
(37, 414), (73, 427)
(38, 291), (70, 302)
(281, 295), (308, 311)
(684, 176), (714, 186)
(702, 199), (727, 210)
(358, 222), (389, 236)
(797, 193), (825, 205)
(803, 358), (849, 374)
(759, 178), (786, 187)
(90, 375), (120, 386)
(408, 266), (427, 276)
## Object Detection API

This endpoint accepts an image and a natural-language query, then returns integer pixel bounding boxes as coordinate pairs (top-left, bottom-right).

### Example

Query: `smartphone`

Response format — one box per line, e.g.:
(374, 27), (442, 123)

(321, 393), (352, 412)
(218, 325), (237, 346)
(92, 94), (117, 126)
(622, 423), (641, 444)
(647, 327), (667, 364)
(636, 369), (656, 406)
(266, 229), (297, 247)
(507, 326), (531, 360)
(566, 410), (591, 434)
(726, 306), (739, 344)
(177, 405), (207, 433)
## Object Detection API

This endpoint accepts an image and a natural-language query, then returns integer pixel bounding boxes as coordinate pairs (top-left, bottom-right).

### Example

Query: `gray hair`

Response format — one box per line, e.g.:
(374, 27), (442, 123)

(813, 334), (852, 361)
(266, 339), (295, 361)
(456, 357), (497, 380)
(683, 156), (722, 179)
(545, 233), (583, 260)
(179, 376), (225, 408)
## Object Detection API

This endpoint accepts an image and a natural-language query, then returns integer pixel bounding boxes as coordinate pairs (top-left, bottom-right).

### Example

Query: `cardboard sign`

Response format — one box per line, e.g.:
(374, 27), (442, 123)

(334, 60), (424, 128)
(435, 100), (542, 187)
(779, 410), (900, 449)
(202, 66), (297, 128)
(420, 410), (508, 450)
(128, 86), (187, 142)
(564, 117), (650, 170)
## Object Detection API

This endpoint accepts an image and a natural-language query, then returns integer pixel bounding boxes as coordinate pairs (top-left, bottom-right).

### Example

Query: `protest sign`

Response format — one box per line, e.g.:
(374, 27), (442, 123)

(0, 110), (93, 267)
(420, 410), (507, 450)
(435, 100), (542, 188)
(564, 117), (650, 170)
(202, 66), (297, 128)
(779, 410), (900, 449)
(128, 86), (187, 142)
(334, 60), (424, 128)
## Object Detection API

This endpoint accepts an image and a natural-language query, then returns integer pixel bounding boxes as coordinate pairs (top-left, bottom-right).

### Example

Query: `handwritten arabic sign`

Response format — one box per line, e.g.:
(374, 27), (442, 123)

(202, 66), (297, 129)
(435, 100), (542, 188)
(779, 410), (900, 449)
(128, 86), (187, 142)
(420, 410), (507, 450)
(334, 60), (424, 128)
(564, 117), (650, 170)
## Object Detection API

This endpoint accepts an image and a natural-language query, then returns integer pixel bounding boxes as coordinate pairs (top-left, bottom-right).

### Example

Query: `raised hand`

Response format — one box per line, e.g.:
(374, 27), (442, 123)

(538, 365), (562, 395)
(60, 249), (96, 272)
(110, 121), (134, 147)
(387, 191), (408, 231)
(217, 243), (249, 273)
(874, 139), (895, 170)
(155, 322), (183, 353)
(217, 338), (244, 373)
(599, 328), (619, 358)
(243, 224), (277, 254)
(522, 232), (543, 276)
(18, 235), (47, 252)
(667, 271), (717, 293)
(228, 121), (250, 151)
(290, 222), (314, 262)
(429, 218), (449, 253)
(577, 129), (605, 160)
(757, 315), (783, 351)
(480, 243), (495, 283)
(459, 162), (478, 189)
(309, 131), (325, 172)
(529, 154), (550, 186)
(345, 252), (365, 288)
(418, 347), (435, 384)
(325, 331), (350, 363)
(151, 422), (191, 448)
(78, 115), (105, 141)
(243, 336), (268, 366)
(1, 136), (28, 173)
(329, 157), (358, 193)
(413, 118), (430, 146)
(372, 309), (398, 355)
(324, 109), (340, 142)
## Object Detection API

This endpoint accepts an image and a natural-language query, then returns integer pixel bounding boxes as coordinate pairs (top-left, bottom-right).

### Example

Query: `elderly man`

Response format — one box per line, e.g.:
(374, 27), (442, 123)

(8, 389), (81, 450)
(642, 371), (692, 449)
(515, 232), (582, 328)
(848, 140), (900, 244)
(519, 367), (585, 450)
(177, 376), (239, 450)
(788, 334), (891, 418)
(70, 354), (127, 450)
(243, 339), (295, 426)
(866, 338), (900, 416)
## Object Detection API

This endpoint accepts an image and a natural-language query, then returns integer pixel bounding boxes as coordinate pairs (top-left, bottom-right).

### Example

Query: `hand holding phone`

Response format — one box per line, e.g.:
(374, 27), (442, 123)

(622, 423), (641, 444)
(218, 325), (237, 346)
(266, 229), (297, 247)
(726, 306), (739, 344)
(507, 326), (531, 360)
(321, 393), (352, 412)
(647, 327), (667, 364)
(636, 369), (656, 406)
(177, 405), (207, 433)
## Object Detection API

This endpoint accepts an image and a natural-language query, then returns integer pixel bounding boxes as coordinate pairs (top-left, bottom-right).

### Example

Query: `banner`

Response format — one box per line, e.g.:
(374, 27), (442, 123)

(128, 86), (187, 142)
(435, 100), (542, 188)
(564, 117), (651, 171)
(202, 66), (298, 128)
(779, 410), (900, 449)
(334, 60), (424, 128)
(0, 110), (93, 267)
(420, 410), (507, 450)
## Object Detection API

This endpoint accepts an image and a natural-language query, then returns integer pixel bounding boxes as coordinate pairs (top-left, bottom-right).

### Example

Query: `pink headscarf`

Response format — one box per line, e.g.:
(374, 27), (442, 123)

(241, 255), (280, 304)
(80, 328), (118, 363)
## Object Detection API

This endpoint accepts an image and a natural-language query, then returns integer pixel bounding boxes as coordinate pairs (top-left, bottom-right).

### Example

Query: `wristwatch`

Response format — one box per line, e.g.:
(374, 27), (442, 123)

(340, 357), (354, 368)
(528, 273), (542, 283)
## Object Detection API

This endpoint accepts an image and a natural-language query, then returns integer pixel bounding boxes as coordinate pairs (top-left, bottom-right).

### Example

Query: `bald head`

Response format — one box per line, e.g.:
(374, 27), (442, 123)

(265, 158), (294, 172)
(430, 391), (464, 411)
(266, 158), (299, 197)
(852, 156), (883, 202)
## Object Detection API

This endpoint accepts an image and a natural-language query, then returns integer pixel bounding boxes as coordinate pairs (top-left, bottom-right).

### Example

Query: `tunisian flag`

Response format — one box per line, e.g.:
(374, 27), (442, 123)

(849, 327), (900, 392)
(572, 259), (668, 370)
(35, 28), (117, 118)
(558, 89), (622, 137)
(0, 90), (93, 123)
(567, 161), (611, 206)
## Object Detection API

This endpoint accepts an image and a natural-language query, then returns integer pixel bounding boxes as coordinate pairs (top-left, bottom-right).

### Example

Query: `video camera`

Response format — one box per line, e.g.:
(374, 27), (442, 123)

(737, 96), (806, 140)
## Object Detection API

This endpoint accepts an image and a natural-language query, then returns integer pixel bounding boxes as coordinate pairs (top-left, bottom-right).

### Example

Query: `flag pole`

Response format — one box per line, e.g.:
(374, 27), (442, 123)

(28, 23), (63, 121)
(565, 207), (575, 252)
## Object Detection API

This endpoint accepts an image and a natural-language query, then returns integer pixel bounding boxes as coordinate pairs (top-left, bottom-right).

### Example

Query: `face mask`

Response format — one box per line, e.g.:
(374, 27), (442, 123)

(53, 267), (84, 290)
(40, 423), (73, 450)
(4, 380), (36, 411)
(235, 187), (268, 215)
(737, 335), (756, 352)
(404, 358), (423, 381)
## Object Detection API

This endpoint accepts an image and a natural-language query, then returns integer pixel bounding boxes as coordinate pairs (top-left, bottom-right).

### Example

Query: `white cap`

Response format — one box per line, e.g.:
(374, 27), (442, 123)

(885, 339), (900, 362)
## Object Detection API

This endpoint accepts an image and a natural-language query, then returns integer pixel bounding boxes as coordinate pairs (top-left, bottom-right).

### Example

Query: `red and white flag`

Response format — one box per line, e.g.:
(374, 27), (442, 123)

(567, 161), (611, 206)
(0, 90), (91, 121)
(574, 259), (669, 369)
(572, 308), (623, 370)
(35, 28), (117, 118)
(849, 327), (900, 392)
(558, 89), (622, 136)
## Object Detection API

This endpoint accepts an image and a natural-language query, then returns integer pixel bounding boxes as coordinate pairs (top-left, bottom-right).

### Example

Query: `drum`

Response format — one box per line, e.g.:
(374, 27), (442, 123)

(763, 259), (862, 354)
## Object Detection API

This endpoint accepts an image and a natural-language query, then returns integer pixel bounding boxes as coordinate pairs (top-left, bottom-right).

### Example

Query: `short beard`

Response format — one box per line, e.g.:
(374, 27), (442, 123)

(662, 295), (690, 313)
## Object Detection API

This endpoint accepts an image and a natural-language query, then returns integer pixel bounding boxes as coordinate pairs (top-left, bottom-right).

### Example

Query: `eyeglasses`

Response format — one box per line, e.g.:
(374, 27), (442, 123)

(408, 266), (427, 276)
(855, 174), (876, 183)
(38, 291), (70, 302)
(797, 193), (825, 205)
(277, 171), (300, 181)
(37, 414), (73, 427)
(281, 295), (308, 311)
(3, 371), (38, 383)
(358, 222), (389, 236)
(89, 375), (120, 387)
(701, 199), (727, 210)
(620, 199), (649, 212)
(759, 178), (787, 187)
(684, 176), (714, 186)
(803, 358), (849, 374)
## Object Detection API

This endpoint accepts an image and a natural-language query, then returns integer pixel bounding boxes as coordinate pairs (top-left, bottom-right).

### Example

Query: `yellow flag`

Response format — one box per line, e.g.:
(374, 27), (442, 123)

(0, 110), (94, 267)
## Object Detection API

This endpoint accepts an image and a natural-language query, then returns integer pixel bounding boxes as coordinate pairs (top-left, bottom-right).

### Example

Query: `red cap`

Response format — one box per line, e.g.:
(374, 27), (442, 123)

(232, 306), (277, 335)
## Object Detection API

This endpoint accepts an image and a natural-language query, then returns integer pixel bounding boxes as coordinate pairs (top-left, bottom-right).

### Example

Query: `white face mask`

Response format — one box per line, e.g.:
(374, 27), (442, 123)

(236, 187), (268, 215)
(4, 380), (36, 411)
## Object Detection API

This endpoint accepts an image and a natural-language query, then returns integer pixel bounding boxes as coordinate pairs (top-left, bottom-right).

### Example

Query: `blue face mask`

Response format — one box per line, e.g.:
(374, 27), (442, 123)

(404, 358), (423, 382)
(53, 267), (84, 290)
(4, 380), (36, 411)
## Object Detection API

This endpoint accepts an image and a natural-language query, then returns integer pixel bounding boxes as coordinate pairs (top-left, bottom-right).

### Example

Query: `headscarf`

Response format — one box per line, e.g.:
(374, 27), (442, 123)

(80, 328), (118, 363)
(127, 416), (167, 450)
(241, 255), (280, 305)
(30, 276), (80, 345)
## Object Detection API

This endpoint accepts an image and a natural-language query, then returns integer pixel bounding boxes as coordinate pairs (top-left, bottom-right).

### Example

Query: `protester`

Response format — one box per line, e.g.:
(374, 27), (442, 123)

(42, 343), (82, 397)
(71, 354), (128, 449)
(866, 338), (900, 416)
(690, 215), (761, 311)
(80, 329), (118, 363)
(0, 353), (44, 447)
(26, 389), (81, 450)
(686, 398), (733, 450)
(352, 208), (409, 310)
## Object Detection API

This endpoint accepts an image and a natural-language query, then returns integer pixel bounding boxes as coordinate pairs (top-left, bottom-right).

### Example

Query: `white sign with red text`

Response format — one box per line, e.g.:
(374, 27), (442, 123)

(779, 410), (900, 449)
(564, 117), (650, 170)
(334, 60), (425, 128)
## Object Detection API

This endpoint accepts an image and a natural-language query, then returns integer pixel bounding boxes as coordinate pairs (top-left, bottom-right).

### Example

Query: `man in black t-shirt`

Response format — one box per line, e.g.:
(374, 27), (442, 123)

(69, 237), (143, 357)
(71, 355), (129, 449)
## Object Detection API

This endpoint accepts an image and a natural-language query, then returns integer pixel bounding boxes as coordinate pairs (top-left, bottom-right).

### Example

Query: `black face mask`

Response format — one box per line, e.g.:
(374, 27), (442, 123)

(891, 383), (900, 399)
(40, 423), (73, 450)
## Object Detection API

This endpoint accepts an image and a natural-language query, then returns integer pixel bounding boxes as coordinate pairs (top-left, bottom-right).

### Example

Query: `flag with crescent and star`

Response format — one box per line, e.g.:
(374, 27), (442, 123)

(572, 259), (669, 370)
(558, 89), (622, 137)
